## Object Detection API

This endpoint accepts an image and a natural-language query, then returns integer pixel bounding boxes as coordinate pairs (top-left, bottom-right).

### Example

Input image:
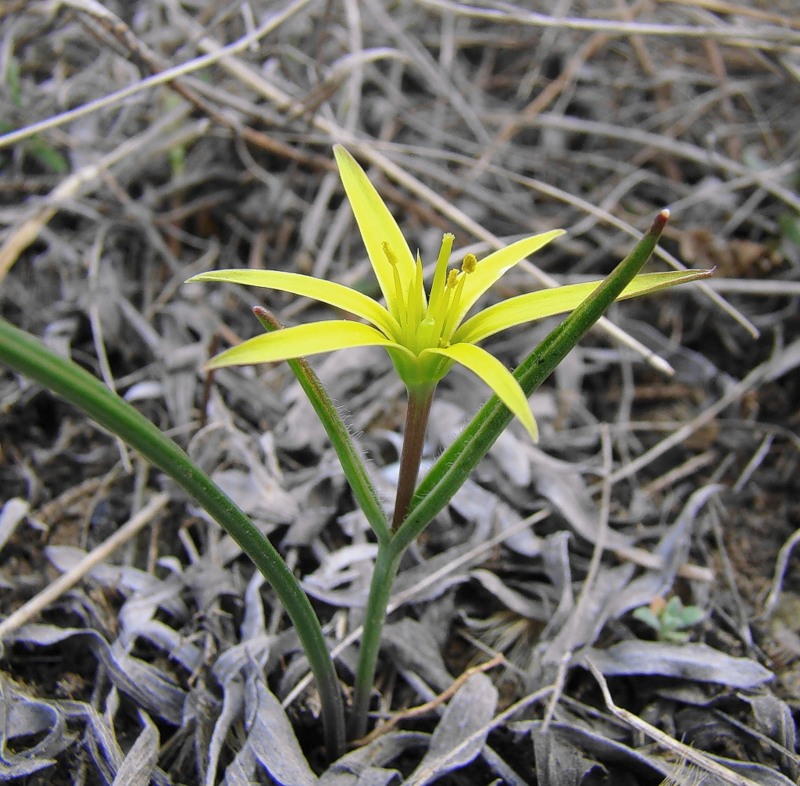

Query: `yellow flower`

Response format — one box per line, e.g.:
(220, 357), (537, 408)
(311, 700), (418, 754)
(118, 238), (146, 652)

(188, 146), (698, 440)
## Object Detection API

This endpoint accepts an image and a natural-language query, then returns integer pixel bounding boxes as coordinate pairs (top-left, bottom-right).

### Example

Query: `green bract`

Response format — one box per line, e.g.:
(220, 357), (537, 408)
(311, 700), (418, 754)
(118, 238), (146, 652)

(189, 146), (701, 440)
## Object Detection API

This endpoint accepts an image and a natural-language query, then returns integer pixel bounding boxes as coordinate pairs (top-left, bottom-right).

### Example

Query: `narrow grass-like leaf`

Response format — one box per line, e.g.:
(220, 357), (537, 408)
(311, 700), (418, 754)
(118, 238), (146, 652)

(0, 317), (345, 758)
(397, 212), (708, 552)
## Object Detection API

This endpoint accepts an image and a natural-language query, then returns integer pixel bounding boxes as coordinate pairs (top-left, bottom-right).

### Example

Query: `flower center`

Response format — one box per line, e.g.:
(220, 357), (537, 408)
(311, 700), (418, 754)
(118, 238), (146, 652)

(383, 233), (477, 353)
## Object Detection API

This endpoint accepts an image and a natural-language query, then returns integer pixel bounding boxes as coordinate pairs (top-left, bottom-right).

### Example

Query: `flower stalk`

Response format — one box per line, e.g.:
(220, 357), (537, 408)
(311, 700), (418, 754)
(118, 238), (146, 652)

(392, 386), (436, 530)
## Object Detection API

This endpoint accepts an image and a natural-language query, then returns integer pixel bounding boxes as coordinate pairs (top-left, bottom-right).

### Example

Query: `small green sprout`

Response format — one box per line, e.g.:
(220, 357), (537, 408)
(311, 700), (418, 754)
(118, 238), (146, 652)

(633, 596), (705, 643)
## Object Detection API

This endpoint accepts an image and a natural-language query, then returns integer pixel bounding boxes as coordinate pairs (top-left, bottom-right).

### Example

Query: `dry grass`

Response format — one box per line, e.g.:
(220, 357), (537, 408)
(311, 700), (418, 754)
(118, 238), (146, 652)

(1, 1), (799, 783)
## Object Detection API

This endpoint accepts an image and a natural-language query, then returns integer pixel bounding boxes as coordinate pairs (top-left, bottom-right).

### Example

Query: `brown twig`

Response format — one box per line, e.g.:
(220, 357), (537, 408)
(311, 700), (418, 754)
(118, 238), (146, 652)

(352, 652), (506, 747)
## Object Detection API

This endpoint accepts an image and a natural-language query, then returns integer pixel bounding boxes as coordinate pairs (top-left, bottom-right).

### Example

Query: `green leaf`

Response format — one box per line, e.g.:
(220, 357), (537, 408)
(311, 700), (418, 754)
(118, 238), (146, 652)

(396, 211), (695, 551)
(27, 136), (70, 174)
(0, 316), (345, 757)
(632, 607), (663, 631)
(6, 57), (21, 106)
(252, 308), (390, 544)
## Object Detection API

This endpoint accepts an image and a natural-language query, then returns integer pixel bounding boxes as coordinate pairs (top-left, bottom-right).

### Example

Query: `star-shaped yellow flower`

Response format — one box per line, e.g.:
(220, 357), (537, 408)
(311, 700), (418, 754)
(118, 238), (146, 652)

(188, 146), (698, 440)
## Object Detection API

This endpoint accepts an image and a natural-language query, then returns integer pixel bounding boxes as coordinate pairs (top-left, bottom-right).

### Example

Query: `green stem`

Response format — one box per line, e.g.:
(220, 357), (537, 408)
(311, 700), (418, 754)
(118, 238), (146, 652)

(349, 385), (435, 739)
(349, 542), (404, 740)
(252, 308), (390, 544)
(0, 317), (346, 759)
(392, 386), (435, 531)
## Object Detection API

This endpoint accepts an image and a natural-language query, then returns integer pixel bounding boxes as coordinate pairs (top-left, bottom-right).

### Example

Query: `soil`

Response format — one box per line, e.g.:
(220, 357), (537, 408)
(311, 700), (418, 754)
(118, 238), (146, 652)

(0, 2), (798, 784)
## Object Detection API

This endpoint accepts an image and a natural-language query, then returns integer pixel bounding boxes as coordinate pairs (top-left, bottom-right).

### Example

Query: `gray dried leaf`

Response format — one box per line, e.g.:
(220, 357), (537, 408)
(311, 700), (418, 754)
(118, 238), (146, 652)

(246, 680), (318, 786)
(0, 677), (72, 777)
(579, 641), (773, 688)
(284, 465), (348, 546)
(222, 741), (258, 786)
(123, 618), (203, 674)
(533, 563), (636, 680)
(277, 390), (330, 453)
(764, 336), (800, 383)
(0, 757), (56, 778)
(122, 379), (164, 403)
(213, 467), (296, 524)
(102, 641), (187, 725)
(736, 693), (798, 779)
(80, 703), (124, 781)
(382, 618), (452, 692)
(405, 673), (498, 785)
(159, 335), (206, 427)
(606, 485), (722, 619)
(320, 732), (428, 785)
(423, 400), (466, 448)
(487, 428), (532, 487)
(45, 546), (188, 618)
(470, 568), (548, 621)
(532, 725), (600, 786)
(621, 319), (729, 388)
(391, 541), (479, 606)
(0, 497), (28, 552)
(209, 676), (245, 786)
(279, 346), (386, 453)
(241, 571), (266, 641)
(536, 467), (630, 549)
(111, 712), (159, 786)
(445, 476), (499, 525)
(538, 531), (575, 637)
(319, 764), (401, 786)
(705, 755), (797, 786)
(493, 501), (543, 558)
(212, 635), (273, 684)
(304, 544), (378, 593)
(10, 625), (186, 724)
(513, 720), (669, 781)
(184, 553), (241, 611)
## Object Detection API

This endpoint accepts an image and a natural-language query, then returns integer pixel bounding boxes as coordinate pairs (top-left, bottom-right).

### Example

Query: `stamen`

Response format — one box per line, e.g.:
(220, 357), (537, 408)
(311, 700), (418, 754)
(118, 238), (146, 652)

(406, 255), (425, 333)
(441, 269), (467, 340)
(382, 241), (400, 268)
(383, 241), (406, 324)
(461, 253), (477, 274)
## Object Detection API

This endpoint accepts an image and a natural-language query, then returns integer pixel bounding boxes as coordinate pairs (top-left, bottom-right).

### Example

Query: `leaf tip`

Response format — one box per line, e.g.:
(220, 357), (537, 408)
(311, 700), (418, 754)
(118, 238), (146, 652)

(650, 209), (670, 237)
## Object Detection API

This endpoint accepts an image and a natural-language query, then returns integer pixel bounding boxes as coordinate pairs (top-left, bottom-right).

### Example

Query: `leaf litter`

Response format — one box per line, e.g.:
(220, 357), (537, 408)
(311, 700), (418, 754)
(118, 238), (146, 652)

(1, 0), (799, 783)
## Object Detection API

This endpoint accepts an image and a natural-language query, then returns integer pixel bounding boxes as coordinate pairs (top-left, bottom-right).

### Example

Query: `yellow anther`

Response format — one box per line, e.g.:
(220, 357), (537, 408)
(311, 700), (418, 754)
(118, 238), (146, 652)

(446, 269), (459, 288)
(461, 253), (477, 274)
(382, 241), (398, 267)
